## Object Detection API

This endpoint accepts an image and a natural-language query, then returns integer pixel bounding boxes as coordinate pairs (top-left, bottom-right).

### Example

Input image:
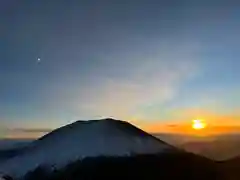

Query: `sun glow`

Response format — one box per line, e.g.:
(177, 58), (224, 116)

(192, 119), (206, 130)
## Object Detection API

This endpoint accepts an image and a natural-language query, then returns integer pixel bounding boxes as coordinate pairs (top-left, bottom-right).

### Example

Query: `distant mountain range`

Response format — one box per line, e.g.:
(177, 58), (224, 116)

(0, 140), (31, 151)
(158, 134), (240, 161)
(0, 119), (240, 180)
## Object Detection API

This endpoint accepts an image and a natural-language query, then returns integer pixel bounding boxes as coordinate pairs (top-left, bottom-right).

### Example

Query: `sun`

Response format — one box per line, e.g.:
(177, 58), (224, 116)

(192, 119), (206, 130)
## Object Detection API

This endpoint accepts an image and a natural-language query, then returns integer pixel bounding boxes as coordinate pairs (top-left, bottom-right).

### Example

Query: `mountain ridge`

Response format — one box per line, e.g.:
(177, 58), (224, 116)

(0, 118), (174, 179)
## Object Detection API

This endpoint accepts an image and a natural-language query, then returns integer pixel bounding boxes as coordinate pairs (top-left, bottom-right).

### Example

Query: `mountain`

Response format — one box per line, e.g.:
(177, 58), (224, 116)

(0, 140), (31, 151)
(0, 118), (174, 179)
(179, 135), (240, 160)
(21, 152), (219, 180)
(153, 133), (207, 147)
(0, 147), (26, 163)
(0, 140), (32, 163)
(217, 156), (240, 180)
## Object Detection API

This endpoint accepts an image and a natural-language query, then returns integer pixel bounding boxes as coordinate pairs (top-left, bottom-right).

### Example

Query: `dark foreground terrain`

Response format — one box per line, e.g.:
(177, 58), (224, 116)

(1, 119), (240, 180)
(0, 147), (26, 162)
(217, 157), (240, 180)
(3, 152), (240, 180)
(3, 152), (221, 180)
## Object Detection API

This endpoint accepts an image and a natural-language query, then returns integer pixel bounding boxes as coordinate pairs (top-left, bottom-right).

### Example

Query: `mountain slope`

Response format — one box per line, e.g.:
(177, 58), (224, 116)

(0, 147), (26, 163)
(23, 153), (220, 180)
(0, 118), (174, 178)
(217, 157), (240, 180)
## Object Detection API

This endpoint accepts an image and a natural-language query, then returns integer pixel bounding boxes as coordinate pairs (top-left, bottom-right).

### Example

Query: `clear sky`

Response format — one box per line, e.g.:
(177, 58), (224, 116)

(1, 0), (239, 137)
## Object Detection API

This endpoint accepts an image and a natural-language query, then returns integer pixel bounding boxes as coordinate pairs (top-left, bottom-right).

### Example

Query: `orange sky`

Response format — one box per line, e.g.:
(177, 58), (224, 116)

(130, 109), (240, 135)
(1, 109), (239, 139)
(2, 124), (240, 139)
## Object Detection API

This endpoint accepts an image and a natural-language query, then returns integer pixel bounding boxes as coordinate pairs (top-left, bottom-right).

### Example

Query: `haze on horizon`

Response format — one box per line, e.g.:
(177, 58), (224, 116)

(1, 0), (239, 139)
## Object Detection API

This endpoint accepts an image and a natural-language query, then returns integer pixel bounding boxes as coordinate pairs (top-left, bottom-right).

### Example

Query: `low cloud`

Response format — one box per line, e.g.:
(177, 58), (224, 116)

(71, 53), (198, 120)
(12, 128), (52, 133)
(0, 128), (51, 139)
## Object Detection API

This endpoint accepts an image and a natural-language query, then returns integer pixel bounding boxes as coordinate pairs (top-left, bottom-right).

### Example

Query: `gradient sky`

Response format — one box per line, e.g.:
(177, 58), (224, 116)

(1, 0), (240, 137)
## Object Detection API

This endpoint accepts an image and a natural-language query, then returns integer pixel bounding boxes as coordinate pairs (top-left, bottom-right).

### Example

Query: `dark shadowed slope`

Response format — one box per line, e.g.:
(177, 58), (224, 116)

(22, 152), (220, 180)
(0, 119), (174, 179)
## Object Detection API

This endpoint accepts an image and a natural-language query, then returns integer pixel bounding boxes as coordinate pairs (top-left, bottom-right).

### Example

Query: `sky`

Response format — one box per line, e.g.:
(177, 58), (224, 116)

(1, 0), (240, 138)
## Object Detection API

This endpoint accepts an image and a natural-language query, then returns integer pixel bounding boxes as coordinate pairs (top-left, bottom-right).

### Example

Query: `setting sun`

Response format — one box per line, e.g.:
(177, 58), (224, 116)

(192, 119), (206, 130)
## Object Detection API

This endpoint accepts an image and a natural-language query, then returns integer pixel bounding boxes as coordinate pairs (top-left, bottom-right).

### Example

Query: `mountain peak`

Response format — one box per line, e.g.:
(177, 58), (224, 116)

(0, 119), (175, 178)
(74, 118), (124, 124)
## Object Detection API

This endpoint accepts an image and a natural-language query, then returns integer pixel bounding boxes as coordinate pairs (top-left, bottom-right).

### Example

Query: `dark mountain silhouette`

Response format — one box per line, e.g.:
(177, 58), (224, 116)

(22, 152), (220, 180)
(0, 119), (240, 180)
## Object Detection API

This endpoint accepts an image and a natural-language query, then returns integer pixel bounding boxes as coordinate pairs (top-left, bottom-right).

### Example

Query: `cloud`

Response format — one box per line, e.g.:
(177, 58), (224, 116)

(11, 128), (52, 133)
(0, 128), (51, 139)
(73, 55), (198, 120)
(167, 124), (178, 127)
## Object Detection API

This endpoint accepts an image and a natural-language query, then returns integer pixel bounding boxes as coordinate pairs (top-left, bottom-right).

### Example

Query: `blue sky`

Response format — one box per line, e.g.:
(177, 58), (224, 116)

(1, 0), (239, 133)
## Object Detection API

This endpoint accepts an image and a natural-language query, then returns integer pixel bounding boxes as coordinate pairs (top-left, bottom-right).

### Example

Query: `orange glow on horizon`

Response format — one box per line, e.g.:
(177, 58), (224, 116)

(131, 109), (240, 135)
(135, 118), (240, 136)
(2, 110), (240, 139)
(142, 123), (240, 135)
